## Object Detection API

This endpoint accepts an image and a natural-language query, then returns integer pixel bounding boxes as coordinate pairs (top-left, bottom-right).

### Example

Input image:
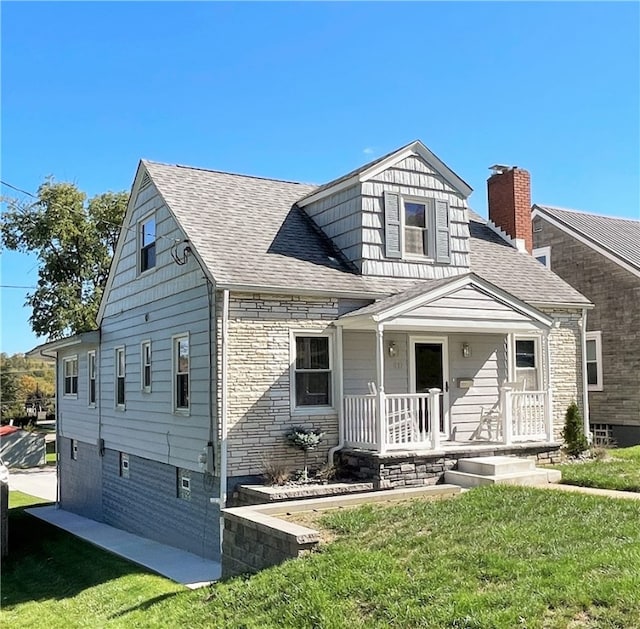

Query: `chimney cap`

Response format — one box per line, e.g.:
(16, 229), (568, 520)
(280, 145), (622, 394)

(489, 164), (516, 175)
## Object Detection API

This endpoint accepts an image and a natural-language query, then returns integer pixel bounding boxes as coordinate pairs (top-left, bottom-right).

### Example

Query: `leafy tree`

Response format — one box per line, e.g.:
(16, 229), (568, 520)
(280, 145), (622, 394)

(1, 179), (128, 339)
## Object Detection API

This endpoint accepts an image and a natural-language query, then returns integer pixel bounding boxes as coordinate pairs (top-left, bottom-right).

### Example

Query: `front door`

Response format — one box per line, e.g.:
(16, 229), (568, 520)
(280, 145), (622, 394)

(411, 338), (449, 436)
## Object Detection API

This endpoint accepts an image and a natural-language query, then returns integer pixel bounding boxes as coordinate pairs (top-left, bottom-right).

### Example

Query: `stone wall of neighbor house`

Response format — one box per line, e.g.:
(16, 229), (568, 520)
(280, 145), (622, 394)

(543, 308), (584, 441)
(217, 293), (340, 480)
(337, 443), (562, 489)
(534, 216), (640, 444)
(101, 448), (221, 560)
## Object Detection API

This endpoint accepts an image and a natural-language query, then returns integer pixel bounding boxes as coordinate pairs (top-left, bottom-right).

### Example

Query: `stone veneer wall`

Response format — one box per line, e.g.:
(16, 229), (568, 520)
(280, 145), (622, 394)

(337, 443), (563, 490)
(218, 293), (340, 479)
(544, 308), (584, 441)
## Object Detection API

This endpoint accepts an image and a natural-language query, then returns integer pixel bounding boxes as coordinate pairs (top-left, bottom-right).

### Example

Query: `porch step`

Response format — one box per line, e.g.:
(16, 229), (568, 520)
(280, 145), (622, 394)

(458, 456), (536, 476)
(444, 456), (561, 489)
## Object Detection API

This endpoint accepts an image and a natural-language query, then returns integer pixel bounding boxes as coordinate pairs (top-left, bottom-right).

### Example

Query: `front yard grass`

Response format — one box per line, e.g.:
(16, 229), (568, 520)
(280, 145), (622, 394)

(3, 486), (640, 628)
(552, 445), (640, 492)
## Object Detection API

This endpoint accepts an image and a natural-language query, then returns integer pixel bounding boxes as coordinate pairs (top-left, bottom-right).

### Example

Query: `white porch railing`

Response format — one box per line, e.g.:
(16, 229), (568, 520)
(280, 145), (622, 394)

(344, 390), (442, 452)
(502, 387), (553, 444)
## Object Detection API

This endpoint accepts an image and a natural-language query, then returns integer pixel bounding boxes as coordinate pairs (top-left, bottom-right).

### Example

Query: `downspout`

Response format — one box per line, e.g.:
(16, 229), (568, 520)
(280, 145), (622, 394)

(328, 325), (344, 464)
(580, 308), (591, 442)
(40, 348), (60, 507)
(218, 289), (230, 552)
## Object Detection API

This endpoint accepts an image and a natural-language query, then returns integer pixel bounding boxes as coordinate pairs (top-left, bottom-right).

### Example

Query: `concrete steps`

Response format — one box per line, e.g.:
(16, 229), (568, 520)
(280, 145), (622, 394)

(444, 455), (561, 488)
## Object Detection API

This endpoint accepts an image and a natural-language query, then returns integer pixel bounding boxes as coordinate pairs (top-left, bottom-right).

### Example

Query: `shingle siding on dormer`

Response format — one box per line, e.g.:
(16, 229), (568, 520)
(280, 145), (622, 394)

(360, 156), (470, 279)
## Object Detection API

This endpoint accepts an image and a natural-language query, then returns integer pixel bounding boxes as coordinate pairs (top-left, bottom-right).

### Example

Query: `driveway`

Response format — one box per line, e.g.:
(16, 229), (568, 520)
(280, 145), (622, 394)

(8, 466), (57, 501)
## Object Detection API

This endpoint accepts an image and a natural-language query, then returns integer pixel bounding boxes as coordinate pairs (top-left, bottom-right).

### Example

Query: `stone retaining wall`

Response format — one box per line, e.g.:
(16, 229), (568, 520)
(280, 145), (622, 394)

(338, 443), (563, 490)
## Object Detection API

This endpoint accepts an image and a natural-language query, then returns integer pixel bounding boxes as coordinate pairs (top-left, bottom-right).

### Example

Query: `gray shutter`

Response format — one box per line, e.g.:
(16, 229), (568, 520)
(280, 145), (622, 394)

(434, 199), (451, 264)
(384, 191), (402, 259)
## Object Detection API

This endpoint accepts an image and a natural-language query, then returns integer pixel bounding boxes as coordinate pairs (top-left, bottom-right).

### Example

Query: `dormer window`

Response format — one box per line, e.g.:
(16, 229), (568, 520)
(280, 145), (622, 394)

(404, 200), (430, 257)
(140, 216), (156, 272)
(384, 191), (451, 264)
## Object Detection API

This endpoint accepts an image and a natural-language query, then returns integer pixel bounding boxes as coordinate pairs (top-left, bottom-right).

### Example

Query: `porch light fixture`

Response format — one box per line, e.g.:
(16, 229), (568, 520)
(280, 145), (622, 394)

(388, 341), (397, 357)
(462, 342), (471, 358)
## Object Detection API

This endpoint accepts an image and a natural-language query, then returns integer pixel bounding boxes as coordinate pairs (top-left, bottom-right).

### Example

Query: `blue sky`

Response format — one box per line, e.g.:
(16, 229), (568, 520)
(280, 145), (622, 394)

(2, 1), (639, 354)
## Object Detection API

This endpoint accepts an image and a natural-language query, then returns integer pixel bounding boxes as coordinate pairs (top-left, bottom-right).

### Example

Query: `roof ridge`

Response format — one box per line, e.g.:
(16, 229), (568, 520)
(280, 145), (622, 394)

(142, 159), (317, 188)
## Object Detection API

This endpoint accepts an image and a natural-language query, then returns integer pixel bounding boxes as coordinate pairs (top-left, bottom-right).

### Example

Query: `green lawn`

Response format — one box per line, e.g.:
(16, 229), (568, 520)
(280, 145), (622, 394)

(552, 445), (640, 492)
(3, 487), (640, 628)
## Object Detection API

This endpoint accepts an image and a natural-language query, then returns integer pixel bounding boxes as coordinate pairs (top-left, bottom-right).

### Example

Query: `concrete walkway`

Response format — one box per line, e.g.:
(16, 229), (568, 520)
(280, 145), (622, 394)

(27, 506), (221, 589)
(546, 482), (640, 500)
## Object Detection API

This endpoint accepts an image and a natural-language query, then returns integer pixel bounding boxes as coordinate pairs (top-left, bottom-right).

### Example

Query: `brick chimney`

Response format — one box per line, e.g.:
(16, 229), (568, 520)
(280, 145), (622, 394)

(487, 165), (532, 253)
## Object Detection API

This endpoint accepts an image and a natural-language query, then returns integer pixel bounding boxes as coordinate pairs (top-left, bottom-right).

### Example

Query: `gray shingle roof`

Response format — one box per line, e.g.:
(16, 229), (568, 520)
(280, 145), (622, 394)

(534, 204), (640, 271)
(143, 160), (590, 307)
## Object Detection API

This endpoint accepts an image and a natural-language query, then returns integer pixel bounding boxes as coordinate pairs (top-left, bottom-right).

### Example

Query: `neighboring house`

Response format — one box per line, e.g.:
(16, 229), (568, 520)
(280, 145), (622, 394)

(30, 141), (591, 562)
(531, 205), (640, 446)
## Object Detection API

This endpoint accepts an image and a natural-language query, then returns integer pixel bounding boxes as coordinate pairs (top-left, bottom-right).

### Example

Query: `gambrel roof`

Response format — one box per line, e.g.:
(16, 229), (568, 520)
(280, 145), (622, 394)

(533, 204), (640, 275)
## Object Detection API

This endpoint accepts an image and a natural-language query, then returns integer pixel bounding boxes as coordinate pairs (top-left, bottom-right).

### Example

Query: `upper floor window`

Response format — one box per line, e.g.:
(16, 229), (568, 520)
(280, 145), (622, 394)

(63, 356), (78, 397)
(115, 347), (126, 409)
(292, 334), (332, 409)
(384, 191), (450, 264)
(533, 246), (551, 269)
(140, 216), (156, 272)
(88, 351), (97, 406)
(404, 201), (431, 257)
(586, 331), (603, 391)
(174, 335), (190, 412)
(141, 340), (152, 393)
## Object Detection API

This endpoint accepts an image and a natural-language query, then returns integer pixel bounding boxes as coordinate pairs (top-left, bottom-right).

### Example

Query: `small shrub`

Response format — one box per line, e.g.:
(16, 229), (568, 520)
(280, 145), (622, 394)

(285, 426), (325, 482)
(315, 463), (337, 483)
(561, 402), (589, 456)
(260, 457), (290, 486)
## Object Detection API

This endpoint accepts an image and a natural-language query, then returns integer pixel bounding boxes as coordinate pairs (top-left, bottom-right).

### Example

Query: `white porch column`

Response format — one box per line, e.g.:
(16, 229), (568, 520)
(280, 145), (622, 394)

(543, 329), (554, 442)
(428, 388), (441, 449)
(501, 385), (513, 445)
(375, 323), (386, 454)
(506, 333), (515, 382)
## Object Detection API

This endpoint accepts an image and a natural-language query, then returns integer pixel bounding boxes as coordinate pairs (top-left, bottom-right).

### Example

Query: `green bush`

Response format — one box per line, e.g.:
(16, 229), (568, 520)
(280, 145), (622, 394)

(561, 401), (589, 456)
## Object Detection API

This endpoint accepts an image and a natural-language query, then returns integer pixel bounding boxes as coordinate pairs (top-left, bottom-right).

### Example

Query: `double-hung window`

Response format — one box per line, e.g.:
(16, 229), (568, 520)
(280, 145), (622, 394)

(140, 216), (156, 273)
(293, 334), (332, 409)
(88, 351), (97, 406)
(115, 347), (126, 409)
(141, 341), (152, 392)
(514, 338), (540, 390)
(404, 200), (431, 257)
(63, 356), (78, 396)
(174, 335), (190, 412)
(585, 331), (603, 391)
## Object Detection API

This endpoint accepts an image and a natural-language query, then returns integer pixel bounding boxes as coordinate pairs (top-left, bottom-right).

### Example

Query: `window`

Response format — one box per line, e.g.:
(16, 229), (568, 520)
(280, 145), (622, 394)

(71, 439), (78, 461)
(293, 334), (332, 408)
(63, 356), (78, 396)
(120, 452), (129, 478)
(177, 468), (191, 500)
(404, 200), (431, 257)
(115, 347), (126, 408)
(591, 423), (613, 446)
(173, 335), (189, 411)
(533, 246), (551, 269)
(515, 338), (539, 390)
(586, 331), (603, 391)
(140, 216), (156, 272)
(88, 351), (97, 406)
(141, 341), (152, 392)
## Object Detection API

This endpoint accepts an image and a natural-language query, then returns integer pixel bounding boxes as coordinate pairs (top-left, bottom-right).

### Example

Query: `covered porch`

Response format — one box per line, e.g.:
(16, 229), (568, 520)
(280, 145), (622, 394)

(335, 275), (556, 455)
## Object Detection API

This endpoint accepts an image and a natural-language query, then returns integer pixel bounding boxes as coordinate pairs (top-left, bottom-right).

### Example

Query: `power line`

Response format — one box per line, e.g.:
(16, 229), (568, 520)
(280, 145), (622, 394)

(0, 285), (38, 289)
(0, 180), (37, 198)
